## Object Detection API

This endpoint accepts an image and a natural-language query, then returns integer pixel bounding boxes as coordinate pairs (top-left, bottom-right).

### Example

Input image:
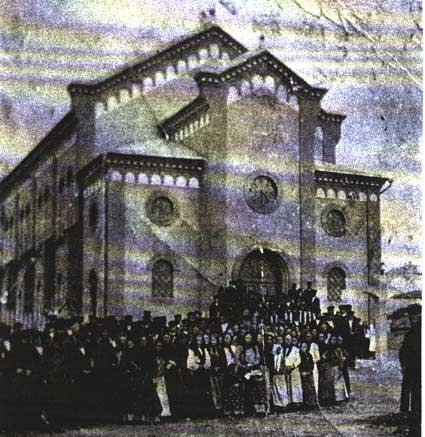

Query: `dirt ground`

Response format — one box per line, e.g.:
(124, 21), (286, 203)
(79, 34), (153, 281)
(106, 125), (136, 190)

(7, 356), (418, 437)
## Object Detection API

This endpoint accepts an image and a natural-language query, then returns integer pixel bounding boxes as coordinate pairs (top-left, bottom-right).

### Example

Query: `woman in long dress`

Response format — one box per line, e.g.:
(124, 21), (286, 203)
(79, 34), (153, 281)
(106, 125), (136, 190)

(153, 341), (171, 419)
(208, 335), (223, 415)
(186, 334), (214, 418)
(337, 336), (351, 397)
(317, 334), (335, 407)
(305, 332), (320, 394)
(220, 334), (244, 417)
(283, 334), (303, 410)
(271, 337), (288, 412)
(299, 342), (318, 410)
(239, 333), (268, 415)
(328, 336), (349, 403)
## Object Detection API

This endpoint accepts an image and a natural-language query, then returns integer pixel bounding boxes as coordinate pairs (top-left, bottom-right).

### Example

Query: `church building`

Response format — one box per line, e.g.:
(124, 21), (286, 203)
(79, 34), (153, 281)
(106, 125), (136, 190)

(0, 26), (390, 326)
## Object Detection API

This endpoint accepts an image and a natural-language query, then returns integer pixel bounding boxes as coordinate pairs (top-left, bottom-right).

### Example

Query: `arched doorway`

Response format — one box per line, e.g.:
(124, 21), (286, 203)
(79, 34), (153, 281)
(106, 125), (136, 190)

(239, 249), (289, 296)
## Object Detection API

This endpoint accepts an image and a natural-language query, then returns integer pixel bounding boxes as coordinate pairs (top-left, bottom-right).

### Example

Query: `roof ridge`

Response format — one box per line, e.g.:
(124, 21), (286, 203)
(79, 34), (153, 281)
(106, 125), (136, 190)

(68, 25), (247, 96)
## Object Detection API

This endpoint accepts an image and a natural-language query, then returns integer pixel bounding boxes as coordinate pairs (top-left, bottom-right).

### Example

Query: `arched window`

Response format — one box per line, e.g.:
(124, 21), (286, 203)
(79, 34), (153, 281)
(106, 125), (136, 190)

(314, 127), (324, 161)
(89, 201), (99, 233)
(152, 260), (173, 298)
(327, 267), (346, 302)
(89, 269), (98, 316)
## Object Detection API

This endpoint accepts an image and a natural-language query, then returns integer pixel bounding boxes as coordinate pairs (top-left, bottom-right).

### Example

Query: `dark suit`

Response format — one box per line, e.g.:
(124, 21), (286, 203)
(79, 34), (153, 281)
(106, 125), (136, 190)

(399, 323), (421, 418)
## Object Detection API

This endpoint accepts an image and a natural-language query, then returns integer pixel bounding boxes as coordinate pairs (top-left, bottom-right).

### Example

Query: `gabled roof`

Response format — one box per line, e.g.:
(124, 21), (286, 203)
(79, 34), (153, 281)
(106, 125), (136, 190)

(68, 26), (247, 97)
(0, 111), (77, 202)
(194, 50), (328, 100)
(159, 96), (209, 136)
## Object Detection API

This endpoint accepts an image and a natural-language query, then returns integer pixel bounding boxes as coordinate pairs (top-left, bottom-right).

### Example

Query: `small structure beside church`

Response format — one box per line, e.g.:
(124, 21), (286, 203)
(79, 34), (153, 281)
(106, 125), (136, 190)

(0, 26), (390, 326)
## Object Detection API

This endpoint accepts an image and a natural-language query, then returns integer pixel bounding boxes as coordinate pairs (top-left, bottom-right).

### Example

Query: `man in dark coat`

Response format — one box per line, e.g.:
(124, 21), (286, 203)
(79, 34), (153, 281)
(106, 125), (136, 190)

(302, 282), (317, 306)
(209, 296), (223, 319)
(399, 307), (421, 433)
(288, 283), (301, 301)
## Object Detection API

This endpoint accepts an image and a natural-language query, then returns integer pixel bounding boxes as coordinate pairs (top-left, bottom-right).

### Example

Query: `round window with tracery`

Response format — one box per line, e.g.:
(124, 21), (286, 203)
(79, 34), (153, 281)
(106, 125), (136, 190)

(322, 209), (346, 237)
(244, 175), (279, 214)
(147, 196), (176, 226)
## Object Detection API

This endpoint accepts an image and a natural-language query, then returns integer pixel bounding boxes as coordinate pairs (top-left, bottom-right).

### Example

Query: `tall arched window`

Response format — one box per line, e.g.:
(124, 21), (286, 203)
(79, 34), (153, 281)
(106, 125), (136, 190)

(152, 260), (173, 298)
(327, 267), (346, 302)
(89, 269), (98, 316)
(314, 127), (324, 161)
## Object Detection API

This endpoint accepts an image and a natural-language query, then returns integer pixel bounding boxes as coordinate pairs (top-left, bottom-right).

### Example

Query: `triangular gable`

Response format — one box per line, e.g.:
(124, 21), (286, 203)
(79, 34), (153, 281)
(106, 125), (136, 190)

(68, 26), (247, 98)
(194, 50), (327, 100)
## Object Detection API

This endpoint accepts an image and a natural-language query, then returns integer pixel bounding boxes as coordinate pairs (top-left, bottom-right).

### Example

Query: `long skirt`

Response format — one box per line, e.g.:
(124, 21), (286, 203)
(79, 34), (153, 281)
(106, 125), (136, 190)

(210, 373), (223, 411)
(223, 371), (244, 415)
(290, 369), (303, 404)
(332, 367), (348, 402)
(301, 372), (318, 408)
(318, 362), (335, 407)
(245, 375), (267, 414)
(262, 365), (271, 413)
(272, 374), (290, 408)
(164, 368), (180, 417)
(186, 369), (215, 418)
(154, 376), (171, 417)
(134, 373), (162, 418)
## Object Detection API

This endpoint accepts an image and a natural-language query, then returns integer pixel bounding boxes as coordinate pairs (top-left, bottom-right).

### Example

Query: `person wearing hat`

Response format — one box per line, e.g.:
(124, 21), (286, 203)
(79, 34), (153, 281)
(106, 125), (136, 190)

(209, 295), (223, 320)
(319, 306), (336, 331)
(288, 283), (301, 302)
(302, 282), (317, 306)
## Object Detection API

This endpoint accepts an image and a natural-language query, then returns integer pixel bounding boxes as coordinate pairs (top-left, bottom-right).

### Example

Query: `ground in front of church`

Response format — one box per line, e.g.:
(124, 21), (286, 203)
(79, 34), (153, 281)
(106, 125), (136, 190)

(11, 355), (409, 436)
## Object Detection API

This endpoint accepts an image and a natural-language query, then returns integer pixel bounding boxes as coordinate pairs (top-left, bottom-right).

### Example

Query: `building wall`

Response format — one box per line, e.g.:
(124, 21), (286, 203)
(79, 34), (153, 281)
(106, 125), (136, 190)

(81, 178), (106, 318)
(225, 94), (302, 286)
(100, 169), (214, 321)
(314, 190), (381, 321)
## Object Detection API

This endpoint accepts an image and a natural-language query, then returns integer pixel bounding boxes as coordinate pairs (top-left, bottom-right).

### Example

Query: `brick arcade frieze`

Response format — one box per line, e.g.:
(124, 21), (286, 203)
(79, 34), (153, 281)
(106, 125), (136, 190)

(78, 152), (205, 194)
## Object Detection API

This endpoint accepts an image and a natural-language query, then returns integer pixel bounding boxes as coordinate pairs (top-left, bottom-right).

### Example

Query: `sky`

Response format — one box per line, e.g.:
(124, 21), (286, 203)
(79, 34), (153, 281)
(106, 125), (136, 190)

(0, 0), (422, 271)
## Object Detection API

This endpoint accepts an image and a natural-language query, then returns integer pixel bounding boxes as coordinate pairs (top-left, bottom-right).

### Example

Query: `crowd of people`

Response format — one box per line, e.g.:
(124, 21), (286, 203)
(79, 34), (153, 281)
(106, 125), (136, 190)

(0, 281), (373, 431)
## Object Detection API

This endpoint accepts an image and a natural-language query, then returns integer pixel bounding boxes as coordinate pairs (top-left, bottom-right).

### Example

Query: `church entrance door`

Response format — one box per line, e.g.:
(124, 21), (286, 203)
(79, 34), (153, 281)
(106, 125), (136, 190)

(239, 249), (289, 296)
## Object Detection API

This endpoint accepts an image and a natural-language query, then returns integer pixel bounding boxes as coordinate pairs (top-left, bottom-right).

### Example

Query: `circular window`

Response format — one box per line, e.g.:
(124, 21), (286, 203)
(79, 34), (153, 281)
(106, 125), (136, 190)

(322, 209), (346, 237)
(244, 175), (279, 214)
(147, 196), (176, 226)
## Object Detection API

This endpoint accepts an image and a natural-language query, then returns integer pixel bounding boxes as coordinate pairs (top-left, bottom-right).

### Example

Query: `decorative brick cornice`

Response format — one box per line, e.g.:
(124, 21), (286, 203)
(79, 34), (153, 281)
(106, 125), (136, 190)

(315, 169), (390, 190)
(318, 109), (346, 123)
(194, 51), (327, 100)
(77, 153), (205, 188)
(159, 96), (209, 136)
(0, 111), (77, 203)
(68, 26), (247, 97)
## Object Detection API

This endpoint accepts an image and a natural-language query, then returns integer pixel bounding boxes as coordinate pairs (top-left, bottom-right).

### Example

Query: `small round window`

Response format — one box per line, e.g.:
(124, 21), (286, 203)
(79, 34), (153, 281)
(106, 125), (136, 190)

(147, 196), (176, 227)
(322, 209), (346, 237)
